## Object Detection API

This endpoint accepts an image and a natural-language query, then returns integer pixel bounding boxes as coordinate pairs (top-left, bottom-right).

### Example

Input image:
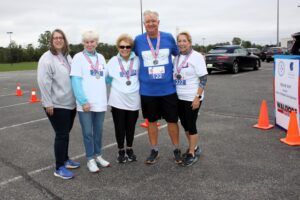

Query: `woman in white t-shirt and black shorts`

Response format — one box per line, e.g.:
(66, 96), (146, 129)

(174, 32), (208, 166)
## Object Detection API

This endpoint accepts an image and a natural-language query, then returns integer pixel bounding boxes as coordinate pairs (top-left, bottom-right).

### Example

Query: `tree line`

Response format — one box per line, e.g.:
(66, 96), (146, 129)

(0, 31), (265, 64)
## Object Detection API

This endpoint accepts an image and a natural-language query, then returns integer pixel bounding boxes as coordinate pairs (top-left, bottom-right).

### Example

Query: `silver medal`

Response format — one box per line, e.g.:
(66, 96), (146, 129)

(176, 74), (182, 80)
(153, 60), (158, 65)
(126, 80), (131, 86)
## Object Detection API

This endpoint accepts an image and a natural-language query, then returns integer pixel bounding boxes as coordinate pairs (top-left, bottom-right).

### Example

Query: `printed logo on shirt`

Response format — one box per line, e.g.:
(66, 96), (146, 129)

(119, 70), (137, 77)
(90, 70), (104, 77)
(174, 79), (186, 85)
(142, 49), (169, 67)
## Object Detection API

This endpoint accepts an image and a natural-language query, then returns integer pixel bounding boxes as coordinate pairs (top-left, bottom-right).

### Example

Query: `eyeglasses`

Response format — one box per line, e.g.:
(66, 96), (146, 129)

(119, 45), (131, 49)
(53, 37), (64, 41)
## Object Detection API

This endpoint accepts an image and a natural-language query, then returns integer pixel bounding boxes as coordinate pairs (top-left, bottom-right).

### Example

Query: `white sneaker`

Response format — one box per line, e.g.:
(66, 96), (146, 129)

(87, 159), (100, 173)
(96, 155), (111, 167)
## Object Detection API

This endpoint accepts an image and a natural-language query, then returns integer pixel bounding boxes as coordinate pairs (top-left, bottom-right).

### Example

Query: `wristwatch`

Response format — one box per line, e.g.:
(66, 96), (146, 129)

(195, 94), (201, 98)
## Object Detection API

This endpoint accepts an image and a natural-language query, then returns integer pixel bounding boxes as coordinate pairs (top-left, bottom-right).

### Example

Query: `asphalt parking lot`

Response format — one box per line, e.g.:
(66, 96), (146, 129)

(0, 62), (299, 200)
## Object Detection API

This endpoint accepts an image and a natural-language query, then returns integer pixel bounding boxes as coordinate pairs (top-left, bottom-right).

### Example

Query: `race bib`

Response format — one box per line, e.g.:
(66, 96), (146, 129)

(148, 66), (165, 79)
(174, 79), (186, 85)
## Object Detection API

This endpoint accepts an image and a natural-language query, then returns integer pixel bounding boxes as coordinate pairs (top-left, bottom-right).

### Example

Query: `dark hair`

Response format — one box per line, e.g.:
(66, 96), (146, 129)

(50, 29), (70, 56)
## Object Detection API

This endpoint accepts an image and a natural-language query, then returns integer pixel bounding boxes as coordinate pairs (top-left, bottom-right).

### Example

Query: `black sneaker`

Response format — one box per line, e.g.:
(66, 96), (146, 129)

(173, 149), (182, 164)
(182, 146), (201, 159)
(182, 153), (198, 167)
(126, 148), (137, 162)
(145, 149), (159, 164)
(117, 150), (127, 163)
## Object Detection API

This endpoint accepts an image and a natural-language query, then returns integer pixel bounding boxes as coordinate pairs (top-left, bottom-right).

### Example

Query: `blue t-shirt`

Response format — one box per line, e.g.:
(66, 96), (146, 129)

(134, 31), (179, 96)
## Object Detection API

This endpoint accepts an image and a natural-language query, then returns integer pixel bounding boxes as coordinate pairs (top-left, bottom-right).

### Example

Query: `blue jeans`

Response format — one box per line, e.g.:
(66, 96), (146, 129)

(78, 111), (105, 160)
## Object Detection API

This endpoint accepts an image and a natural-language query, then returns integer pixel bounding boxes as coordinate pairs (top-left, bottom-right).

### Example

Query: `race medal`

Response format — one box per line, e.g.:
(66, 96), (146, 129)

(126, 80), (131, 86)
(147, 33), (160, 66)
(95, 72), (100, 79)
(176, 74), (182, 80)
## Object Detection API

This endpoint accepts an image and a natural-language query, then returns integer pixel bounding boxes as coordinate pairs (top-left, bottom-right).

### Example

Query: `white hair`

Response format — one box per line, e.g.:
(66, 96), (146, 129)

(143, 10), (159, 21)
(81, 30), (99, 42)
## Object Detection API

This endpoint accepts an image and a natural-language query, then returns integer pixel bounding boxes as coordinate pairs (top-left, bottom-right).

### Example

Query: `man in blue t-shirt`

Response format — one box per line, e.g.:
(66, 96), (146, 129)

(134, 10), (182, 165)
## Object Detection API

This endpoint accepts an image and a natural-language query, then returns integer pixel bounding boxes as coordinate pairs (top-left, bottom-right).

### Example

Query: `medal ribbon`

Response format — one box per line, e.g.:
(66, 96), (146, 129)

(146, 32), (160, 62)
(56, 54), (71, 73)
(176, 49), (193, 74)
(118, 58), (134, 82)
(82, 51), (99, 72)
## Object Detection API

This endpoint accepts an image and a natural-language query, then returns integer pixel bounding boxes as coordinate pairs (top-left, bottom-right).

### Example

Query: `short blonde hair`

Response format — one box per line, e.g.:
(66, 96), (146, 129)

(81, 30), (99, 43)
(116, 34), (134, 48)
(177, 31), (192, 44)
(143, 10), (159, 21)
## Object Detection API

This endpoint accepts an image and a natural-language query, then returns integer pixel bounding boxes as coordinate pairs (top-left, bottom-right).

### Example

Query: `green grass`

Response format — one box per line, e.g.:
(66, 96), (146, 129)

(0, 62), (38, 72)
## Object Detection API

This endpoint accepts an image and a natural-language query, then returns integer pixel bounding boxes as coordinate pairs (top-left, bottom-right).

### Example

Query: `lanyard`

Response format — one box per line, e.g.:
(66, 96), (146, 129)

(146, 32), (160, 62)
(176, 49), (193, 74)
(118, 58), (134, 81)
(56, 54), (71, 73)
(82, 51), (99, 71)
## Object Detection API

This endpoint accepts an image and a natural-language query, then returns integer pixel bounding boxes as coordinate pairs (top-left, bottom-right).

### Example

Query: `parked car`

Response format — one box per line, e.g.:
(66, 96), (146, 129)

(290, 32), (300, 55)
(260, 45), (276, 62)
(266, 47), (285, 62)
(205, 45), (260, 74)
(247, 48), (261, 57)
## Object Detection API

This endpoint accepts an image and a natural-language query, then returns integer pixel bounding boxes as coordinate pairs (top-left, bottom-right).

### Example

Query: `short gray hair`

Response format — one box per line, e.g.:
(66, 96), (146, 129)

(81, 30), (99, 43)
(143, 10), (159, 21)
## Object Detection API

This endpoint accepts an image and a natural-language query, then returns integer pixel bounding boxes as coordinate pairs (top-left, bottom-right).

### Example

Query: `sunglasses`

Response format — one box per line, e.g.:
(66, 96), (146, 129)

(119, 45), (131, 49)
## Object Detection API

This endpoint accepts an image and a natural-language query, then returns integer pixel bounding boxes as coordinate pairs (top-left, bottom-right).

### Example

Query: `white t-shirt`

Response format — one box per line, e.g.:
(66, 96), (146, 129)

(107, 55), (140, 111)
(173, 50), (208, 101)
(70, 52), (107, 112)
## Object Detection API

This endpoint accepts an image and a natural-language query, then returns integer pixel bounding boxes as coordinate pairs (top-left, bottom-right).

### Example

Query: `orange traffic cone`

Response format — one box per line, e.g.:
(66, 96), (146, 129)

(29, 88), (40, 103)
(140, 119), (160, 128)
(15, 83), (23, 96)
(253, 100), (274, 129)
(280, 111), (300, 146)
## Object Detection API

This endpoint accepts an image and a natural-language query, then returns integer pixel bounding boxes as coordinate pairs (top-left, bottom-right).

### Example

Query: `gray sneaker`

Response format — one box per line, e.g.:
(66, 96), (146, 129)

(182, 153), (198, 167)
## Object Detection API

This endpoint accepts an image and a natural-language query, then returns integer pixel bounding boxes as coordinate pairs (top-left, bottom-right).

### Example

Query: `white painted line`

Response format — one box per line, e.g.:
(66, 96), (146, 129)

(0, 124), (167, 187)
(0, 118), (48, 131)
(0, 91), (30, 97)
(0, 102), (29, 109)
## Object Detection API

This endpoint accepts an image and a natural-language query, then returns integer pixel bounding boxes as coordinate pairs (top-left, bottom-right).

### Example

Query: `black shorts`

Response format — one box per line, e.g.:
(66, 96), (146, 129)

(141, 93), (178, 123)
(178, 99), (201, 135)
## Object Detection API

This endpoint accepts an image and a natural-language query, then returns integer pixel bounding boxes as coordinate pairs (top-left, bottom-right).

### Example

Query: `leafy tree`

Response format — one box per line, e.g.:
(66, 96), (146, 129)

(232, 37), (242, 45)
(38, 30), (51, 53)
(241, 41), (252, 48)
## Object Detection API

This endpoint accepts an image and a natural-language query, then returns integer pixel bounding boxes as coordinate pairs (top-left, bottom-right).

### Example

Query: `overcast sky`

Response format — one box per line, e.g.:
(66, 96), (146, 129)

(0, 0), (299, 47)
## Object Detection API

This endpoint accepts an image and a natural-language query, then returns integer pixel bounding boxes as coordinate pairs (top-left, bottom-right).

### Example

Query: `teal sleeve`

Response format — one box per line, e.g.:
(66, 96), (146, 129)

(71, 76), (88, 105)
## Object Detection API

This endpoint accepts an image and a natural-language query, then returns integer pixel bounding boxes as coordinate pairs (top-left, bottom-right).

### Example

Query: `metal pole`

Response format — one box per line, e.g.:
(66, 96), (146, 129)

(276, 0), (279, 46)
(140, 0), (144, 34)
(202, 38), (206, 53)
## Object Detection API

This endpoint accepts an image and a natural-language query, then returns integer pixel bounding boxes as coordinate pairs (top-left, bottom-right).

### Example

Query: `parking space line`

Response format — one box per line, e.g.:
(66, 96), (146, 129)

(0, 124), (167, 187)
(0, 118), (48, 131)
(0, 102), (30, 109)
(0, 91), (30, 98)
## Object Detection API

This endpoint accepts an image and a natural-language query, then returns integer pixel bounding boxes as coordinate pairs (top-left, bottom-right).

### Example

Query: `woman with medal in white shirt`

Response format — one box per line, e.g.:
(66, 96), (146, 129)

(174, 32), (208, 166)
(107, 34), (140, 163)
(71, 30), (110, 173)
(37, 29), (80, 179)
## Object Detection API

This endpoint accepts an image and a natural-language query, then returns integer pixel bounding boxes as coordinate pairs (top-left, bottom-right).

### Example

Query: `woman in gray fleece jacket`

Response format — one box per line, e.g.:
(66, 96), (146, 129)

(37, 29), (80, 180)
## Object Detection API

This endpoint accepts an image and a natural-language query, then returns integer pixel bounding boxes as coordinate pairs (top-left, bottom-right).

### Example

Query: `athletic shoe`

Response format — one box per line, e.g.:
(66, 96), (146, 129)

(194, 146), (202, 158)
(54, 166), (74, 179)
(117, 150), (127, 163)
(183, 146), (201, 159)
(145, 149), (159, 164)
(96, 155), (111, 167)
(182, 153), (198, 167)
(126, 149), (137, 162)
(65, 159), (80, 169)
(173, 148), (182, 164)
(87, 159), (100, 173)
